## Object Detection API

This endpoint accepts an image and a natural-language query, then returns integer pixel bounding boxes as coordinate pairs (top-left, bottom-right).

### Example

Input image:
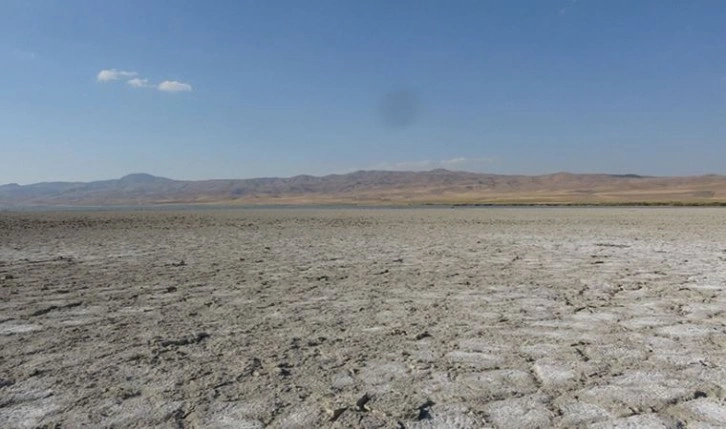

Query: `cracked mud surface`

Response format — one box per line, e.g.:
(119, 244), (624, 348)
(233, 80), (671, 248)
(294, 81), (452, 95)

(1, 208), (726, 428)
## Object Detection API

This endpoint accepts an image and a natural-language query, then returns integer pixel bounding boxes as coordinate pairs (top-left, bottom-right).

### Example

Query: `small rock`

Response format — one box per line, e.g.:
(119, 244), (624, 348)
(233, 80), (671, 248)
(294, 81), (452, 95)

(2, 274), (14, 280)
(276, 362), (292, 377)
(329, 407), (348, 422)
(28, 368), (45, 377)
(166, 286), (177, 293)
(415, 331), (432, 340)
(417, 399), (435, 420)
(307, 337), (326, 347)
(356, 393), (372, 411)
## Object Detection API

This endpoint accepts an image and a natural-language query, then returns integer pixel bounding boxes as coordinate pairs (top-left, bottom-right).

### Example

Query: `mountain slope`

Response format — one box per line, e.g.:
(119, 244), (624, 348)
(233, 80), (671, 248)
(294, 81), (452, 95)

(2, 170), (726, 206)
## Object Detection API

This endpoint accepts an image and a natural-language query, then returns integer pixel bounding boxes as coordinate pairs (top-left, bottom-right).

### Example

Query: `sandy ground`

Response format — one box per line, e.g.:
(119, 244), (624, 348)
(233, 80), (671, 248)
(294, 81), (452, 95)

(1, 208), (726, 428)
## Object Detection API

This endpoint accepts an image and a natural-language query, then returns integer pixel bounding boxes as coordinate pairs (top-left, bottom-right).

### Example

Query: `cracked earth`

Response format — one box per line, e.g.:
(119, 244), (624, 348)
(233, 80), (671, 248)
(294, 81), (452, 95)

(1, 208), (726, 428)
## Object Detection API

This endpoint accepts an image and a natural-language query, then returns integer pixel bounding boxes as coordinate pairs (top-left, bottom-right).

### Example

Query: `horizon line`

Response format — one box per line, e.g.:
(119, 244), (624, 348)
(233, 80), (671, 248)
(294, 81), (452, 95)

(4, 169), (726, 187)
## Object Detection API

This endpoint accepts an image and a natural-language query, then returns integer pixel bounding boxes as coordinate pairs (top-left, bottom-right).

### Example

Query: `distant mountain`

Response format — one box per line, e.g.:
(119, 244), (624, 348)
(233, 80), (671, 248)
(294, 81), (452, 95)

(1, 170), (726, 207)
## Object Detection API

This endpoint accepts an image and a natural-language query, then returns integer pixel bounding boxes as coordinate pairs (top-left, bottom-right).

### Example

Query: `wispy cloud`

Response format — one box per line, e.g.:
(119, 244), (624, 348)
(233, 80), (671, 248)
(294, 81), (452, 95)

(371, 156), (499, 172)
(11, 48), (37, 61)
(127, 78), (152, 88)
(97, 69), (138, 82)
(373, 160), (434, 171)
(97, 69), (193, 93)
(559, 0), (578, 15)
(158, 80), (193, 93)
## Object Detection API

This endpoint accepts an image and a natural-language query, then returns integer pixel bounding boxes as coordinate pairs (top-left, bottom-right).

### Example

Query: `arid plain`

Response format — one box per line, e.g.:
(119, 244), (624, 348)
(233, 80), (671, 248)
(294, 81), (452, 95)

(1, 208), (726, 428)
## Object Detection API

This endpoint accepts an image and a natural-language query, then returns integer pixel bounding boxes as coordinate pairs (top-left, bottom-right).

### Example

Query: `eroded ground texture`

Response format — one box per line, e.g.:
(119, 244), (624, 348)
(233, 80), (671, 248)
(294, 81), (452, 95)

(1, 208), (726, 428)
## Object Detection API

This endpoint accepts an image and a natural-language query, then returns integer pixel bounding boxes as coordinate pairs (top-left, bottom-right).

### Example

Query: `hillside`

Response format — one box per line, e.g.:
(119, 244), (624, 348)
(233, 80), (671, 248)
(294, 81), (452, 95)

(2, 170), (726, 207)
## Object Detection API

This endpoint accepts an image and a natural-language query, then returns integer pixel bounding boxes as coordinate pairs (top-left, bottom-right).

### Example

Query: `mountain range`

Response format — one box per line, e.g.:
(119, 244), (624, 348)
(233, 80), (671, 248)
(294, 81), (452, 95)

(2, 170), (726, 207)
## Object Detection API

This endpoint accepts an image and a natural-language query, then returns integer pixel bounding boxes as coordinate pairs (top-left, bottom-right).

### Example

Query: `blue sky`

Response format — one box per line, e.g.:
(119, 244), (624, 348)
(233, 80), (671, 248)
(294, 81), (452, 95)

(1, 0), (725, 184)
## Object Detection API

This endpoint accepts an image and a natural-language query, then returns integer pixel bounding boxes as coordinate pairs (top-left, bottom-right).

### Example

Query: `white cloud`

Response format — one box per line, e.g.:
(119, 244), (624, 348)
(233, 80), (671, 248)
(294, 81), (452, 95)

(97, 69), (137, 82)
(371, 156), (498, 172)
(441, 157), (469, 167)
(97, 69), (193, 94)
(158, 80), (192, 93)
(127, 78), (152, 88)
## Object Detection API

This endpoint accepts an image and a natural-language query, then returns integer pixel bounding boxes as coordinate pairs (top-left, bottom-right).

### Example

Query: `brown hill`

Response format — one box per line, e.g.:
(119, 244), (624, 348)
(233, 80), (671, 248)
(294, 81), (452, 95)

(2, 170), (726, 207)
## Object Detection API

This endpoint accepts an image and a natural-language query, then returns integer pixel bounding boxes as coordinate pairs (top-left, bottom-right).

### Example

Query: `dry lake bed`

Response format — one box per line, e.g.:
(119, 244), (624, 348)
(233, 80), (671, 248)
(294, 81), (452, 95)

(1, 208), (726, 428)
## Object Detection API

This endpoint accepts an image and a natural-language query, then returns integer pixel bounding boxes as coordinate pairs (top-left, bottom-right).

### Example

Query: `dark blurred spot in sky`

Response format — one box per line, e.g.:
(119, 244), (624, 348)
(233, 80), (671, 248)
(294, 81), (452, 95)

(378, 89), (419, 130)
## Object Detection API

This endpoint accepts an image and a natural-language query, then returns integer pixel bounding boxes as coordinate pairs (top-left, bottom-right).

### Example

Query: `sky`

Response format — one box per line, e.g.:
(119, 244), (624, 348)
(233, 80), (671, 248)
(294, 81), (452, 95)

(1, 0), (725, 184)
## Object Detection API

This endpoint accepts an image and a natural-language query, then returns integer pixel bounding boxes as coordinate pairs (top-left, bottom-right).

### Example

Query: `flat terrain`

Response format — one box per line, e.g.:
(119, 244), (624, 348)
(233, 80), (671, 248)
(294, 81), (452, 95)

(1, 208), (726, 428)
